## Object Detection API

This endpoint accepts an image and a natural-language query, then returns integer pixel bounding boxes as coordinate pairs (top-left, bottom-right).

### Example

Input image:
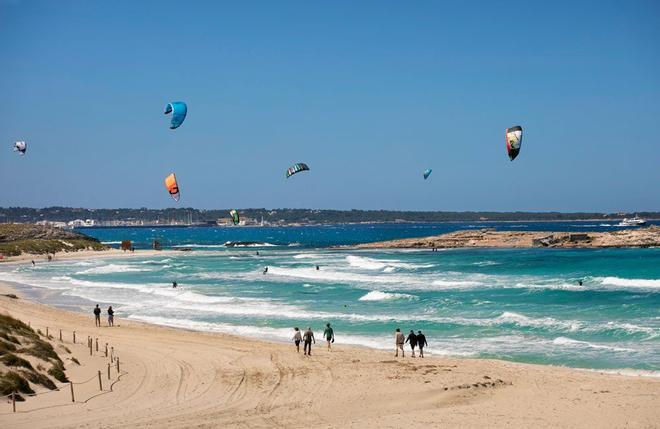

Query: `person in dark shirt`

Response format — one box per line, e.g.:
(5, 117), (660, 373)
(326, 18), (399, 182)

(172, 281), (178, 288)
(417, 331), (428, 358)
(405, 330), (418, 358)
(93, 304), (101, 327)
(107, 306), (114, 327)
(303, 327), (315, 356)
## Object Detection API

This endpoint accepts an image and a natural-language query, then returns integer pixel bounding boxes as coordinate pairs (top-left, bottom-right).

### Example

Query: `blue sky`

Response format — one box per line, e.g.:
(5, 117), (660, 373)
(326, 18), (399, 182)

(1, 0), (659, 211)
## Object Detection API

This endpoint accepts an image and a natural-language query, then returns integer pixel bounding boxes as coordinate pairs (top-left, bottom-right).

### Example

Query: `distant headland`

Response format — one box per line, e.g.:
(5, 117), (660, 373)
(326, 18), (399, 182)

(1, 207), (658, 228)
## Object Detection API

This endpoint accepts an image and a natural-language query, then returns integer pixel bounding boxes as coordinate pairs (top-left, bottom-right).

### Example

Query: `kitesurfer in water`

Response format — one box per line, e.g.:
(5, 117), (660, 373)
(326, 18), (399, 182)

(172, 281), (178, 288)
(316, 265), (320, 270)
(578, 279), (583, 286)
(263, 267), (268, 275)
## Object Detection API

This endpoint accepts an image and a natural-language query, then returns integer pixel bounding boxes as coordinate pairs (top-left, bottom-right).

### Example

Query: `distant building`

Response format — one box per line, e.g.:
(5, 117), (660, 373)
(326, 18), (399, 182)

(67, 219), (96, 227)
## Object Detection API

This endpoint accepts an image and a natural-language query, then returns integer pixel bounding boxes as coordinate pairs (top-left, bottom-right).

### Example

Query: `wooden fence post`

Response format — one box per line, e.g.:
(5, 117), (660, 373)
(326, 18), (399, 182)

(69, 382), (75, 402)
(95, 338), (99, 352)
(116, 357), (120, 373)
(46, 327), (49, 338)
(73, 331), (76, 344)
(107, 363), (111, 380)
(111, 346), (114, 361)
(59, 329), (62, 341)
(12, 392), (16, 413)
(105, 343), (108, 357)
(98, 370), (102, 391)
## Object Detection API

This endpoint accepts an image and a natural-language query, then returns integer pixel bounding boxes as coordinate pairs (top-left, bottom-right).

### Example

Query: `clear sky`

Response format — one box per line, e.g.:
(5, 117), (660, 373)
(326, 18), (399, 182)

(1, 0), (659, 211)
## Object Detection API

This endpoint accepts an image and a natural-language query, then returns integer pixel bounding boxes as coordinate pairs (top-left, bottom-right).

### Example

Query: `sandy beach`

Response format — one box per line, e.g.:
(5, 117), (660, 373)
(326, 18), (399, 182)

(1, 274), (658, 428)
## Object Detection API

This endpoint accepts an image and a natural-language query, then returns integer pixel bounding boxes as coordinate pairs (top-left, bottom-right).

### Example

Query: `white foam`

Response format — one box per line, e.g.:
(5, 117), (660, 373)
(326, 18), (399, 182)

(597, 277), (660, 289)
(552, 337), (636, 352)
(358, 291), (416, 301)
(75, 264), (152, 275)
(582, 368), (660, 378)
(293, 253), (325, 259)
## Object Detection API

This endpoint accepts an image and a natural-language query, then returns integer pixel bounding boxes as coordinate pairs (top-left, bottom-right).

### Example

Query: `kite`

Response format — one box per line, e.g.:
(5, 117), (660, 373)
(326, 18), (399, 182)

(423, 168), (432, 180)
(229, 209), (240, 225)
(14, 141), (27, 155)
(285, 163), (310, 178)
(164, 173), (180, 202)
(505, 126), (523, 161)
(164, 102), (188, 129)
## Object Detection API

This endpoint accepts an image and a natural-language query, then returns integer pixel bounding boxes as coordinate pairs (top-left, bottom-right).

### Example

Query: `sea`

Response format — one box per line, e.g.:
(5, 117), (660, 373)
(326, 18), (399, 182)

(1, 221), (658, 375)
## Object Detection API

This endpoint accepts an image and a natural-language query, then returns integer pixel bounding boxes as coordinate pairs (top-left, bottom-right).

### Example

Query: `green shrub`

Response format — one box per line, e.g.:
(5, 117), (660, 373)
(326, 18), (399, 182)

(0, 371), (34, 397)
(19, 338), (61, 363)
(1, 353), (34, 370)
(19, 370), (57, 390)
(47, 362), (68, 383)
(0, 340), (17, 355)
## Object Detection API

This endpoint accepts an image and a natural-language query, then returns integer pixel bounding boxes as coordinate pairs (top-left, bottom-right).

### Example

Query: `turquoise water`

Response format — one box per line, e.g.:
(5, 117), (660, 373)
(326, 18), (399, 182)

(1, 223), (658, 373)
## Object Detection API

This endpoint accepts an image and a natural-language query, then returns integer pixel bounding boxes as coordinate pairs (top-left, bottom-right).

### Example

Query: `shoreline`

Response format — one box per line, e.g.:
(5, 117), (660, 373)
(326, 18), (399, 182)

(0, 280), (659, 428)
(1, 248), (658, 376)
(3, 277), (658, 379)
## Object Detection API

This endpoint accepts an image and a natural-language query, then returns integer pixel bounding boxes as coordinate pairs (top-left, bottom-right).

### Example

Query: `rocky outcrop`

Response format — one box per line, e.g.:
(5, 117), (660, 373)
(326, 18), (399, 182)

(0, 224), (106, 256)
(352, 225), (660, 249)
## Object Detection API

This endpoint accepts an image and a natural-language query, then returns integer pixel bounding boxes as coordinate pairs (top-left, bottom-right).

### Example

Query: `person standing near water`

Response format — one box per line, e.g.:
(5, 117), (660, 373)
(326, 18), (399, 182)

(93, 304), (101, 327)
(323, 323), (334, 350)
(405, 330), (417, 358)
(107, 306), (114, 327)
(395, 328), (405, 357)
(303, 327), (315, 356)
(292, 327), (302, 353)
(417, 331), (427, 358)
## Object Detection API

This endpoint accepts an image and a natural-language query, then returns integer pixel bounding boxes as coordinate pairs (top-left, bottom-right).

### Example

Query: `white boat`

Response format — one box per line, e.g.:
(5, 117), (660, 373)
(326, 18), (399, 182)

(617, 216), (647, 227)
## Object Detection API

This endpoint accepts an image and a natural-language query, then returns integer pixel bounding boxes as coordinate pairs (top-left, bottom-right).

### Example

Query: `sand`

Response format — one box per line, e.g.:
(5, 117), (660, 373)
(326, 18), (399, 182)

(0, 282), (659, 428)
(0, 248), (183, 265)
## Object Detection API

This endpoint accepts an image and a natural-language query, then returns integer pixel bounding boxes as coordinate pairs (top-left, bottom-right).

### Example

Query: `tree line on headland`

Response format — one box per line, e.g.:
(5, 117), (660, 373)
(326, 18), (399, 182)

(0, 207), (657, 225)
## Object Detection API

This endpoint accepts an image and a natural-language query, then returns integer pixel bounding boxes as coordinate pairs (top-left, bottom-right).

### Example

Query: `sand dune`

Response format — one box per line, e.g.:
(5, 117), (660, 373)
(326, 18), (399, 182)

(0, 282), (658, 428)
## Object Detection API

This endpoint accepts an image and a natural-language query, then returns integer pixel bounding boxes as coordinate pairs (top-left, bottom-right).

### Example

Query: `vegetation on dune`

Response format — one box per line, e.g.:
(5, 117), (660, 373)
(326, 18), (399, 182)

(48, 362), (68, 383)
(0, 371), (34, 400)
(0, 353), (34, 370)
(0, 314), (67, 395)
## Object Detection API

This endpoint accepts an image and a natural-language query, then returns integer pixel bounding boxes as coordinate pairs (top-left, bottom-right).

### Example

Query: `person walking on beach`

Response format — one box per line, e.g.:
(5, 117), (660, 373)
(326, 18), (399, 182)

(395, 328), (405, 357)
(417, 330), (428, 358)
(93, 304), (101, 327)
(107, 306), (114, 327)
(292, 327), (302, 353)
(303, 327), (315, 356)
(323, 323), (334, 351)
(405, 329), (418, 358)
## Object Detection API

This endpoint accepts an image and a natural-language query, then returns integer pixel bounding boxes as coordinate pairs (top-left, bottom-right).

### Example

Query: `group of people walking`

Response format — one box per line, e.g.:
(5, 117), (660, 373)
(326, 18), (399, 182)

(292, 323), (334, 356)
(93, 304), (115, 327)
(395, 328), (427, 358)
(292, 324), (428, 358)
